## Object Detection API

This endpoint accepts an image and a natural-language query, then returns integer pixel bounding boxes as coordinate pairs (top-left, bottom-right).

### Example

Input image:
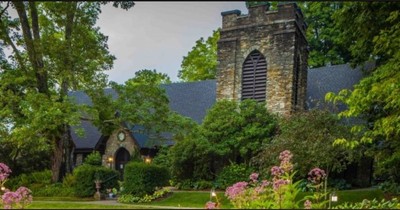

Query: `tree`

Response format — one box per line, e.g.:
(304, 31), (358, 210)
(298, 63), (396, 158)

(252, 110), (355, 180)
(325, 2), (400, 182)
(0, 2), (134, 181)
(178, 29), (219, 82)
(298, 2), (351, 68)
(128, 69), (171, 85)
(201, 99), (277, 172)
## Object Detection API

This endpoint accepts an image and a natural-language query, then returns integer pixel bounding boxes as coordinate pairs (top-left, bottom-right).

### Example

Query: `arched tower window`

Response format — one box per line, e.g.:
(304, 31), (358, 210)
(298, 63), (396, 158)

(241, 50), (267, 102)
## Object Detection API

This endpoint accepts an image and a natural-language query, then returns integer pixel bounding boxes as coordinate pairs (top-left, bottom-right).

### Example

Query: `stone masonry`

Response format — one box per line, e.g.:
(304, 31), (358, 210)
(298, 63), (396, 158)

(102, 129), (139, 169)
(216, 2), (308, 116)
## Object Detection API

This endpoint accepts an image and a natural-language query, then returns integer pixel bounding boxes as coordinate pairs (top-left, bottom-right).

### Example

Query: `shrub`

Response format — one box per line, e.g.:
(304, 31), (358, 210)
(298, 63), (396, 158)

(378, 180), (400, 195)
(5, 170), (52, 191)
(33, 183), (74, 197)
(117, 188), (171, 203)
(215, 163), (254, 190)
(123, 162), (169, 197)
(84, 151), (102, 166)
(333, 198), (400, 209)
(62, 173), (76, 188)
(73, 164), (119, 197)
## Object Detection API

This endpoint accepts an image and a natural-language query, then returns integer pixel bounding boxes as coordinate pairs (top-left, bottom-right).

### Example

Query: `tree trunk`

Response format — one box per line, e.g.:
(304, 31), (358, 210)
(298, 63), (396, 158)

(13, 2), (48, 95)
(60, 1), (78, 176)
(51, 136), (64, 182)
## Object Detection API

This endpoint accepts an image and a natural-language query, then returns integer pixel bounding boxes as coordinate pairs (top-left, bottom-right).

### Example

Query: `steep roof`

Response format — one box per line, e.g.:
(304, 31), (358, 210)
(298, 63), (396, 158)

(70, 64), (366, 150)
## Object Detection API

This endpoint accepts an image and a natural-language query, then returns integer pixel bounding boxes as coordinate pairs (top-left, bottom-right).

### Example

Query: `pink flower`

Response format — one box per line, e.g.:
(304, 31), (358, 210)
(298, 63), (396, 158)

(261, 180), (270, 188)
(279, 150), (293, 162)
(205, 201), (217, 209)
(271, 166), (283, 177)
(280, 160), (293, 173)
(0, 162), (12, 182)
(1, 186), (32, 209)
(2, 191), (20, 209)
(225, 181), (248, 200)
(273, 179), (289, 190)
(304, 199), (312, 209)
(16, 186), (33, 206)
(308, 168), (326, 184)
(249, 173), (259, 182)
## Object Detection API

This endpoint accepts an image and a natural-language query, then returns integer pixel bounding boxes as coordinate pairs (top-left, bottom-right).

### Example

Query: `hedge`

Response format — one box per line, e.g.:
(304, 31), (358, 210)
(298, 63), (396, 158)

(73, 164), (119, 197)
(123, 162), (169, 197)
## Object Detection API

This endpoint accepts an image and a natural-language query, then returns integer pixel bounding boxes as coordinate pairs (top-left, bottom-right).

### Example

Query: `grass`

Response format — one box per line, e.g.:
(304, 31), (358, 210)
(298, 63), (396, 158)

(27, 201), (141, 209)
(25, 188), (385, 209)
(142, 191), (233, 208)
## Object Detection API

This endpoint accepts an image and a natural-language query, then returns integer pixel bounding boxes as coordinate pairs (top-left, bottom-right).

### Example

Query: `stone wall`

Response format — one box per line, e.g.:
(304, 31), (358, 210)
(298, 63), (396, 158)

(102, 129), (139, 169)
(216, 2), (308, 116)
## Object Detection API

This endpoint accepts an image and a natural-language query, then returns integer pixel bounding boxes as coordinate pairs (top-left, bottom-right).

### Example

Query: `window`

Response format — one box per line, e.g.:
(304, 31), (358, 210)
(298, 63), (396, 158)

(241, 50), (267, 102)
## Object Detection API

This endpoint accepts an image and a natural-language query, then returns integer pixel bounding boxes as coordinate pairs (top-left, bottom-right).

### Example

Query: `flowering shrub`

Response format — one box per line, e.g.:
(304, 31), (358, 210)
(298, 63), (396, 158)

(303, 167), (328, 209)
(205, 201), (217, 209)
(0, 163), (32, 209)
(223, 150), (301, 209)
(0, 163), (11, 185)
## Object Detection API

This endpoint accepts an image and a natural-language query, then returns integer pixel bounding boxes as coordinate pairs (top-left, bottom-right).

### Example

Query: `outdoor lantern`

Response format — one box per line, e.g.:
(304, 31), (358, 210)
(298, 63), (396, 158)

(145, 156), (152, 164)
(1, 186), (5, 191)
(210, 189), (216, 197)
(329, 192), (338, 208)
(107, 157), (113, 169)
(331, 192), (338, 202)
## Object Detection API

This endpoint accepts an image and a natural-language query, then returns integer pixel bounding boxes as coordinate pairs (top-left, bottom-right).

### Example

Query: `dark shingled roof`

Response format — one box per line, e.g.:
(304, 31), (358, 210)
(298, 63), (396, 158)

(70, 64), (366, 150)
(306, 63), (372, 110)
(161, 80), (216, 124)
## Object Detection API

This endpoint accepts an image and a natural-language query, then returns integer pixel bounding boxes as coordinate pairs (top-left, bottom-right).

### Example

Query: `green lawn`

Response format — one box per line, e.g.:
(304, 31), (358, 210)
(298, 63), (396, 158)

(142, 191), (233, 208)
(28, 201), (141, 209)
(27, 188), (385, 209)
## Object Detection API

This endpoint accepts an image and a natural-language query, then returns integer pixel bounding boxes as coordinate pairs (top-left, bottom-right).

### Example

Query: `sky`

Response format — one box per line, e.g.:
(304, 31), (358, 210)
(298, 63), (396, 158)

(96, 2), (248, 84)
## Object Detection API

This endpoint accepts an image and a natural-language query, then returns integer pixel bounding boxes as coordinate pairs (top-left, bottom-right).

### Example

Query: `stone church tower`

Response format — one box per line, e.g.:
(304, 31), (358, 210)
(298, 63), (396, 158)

(216, 2), (308, 116)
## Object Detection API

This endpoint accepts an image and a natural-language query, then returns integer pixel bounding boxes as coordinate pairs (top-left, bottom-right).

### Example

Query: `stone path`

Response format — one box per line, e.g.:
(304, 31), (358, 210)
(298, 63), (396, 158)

(37, 200), (199, 209)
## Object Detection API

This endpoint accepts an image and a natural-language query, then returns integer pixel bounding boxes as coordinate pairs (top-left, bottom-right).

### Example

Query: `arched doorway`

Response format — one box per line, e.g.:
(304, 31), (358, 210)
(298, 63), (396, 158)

(115, 147), (131, 177)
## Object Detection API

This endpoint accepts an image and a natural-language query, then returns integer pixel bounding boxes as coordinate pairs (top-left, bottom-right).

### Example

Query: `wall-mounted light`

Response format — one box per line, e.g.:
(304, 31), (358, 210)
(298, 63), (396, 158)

(144, 156), (152, 164)
(107, 156), (113, 169)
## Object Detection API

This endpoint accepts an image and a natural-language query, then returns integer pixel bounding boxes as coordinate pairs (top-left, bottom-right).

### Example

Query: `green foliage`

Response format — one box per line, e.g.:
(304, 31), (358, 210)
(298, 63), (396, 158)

(202, 99), (277, 168)
(72, 164), (119, 197)
(328, 178), (352, 191)
(297, 2), (350, 68)
(6, 170), (52, 191)
(215, 163), (253, 190)
(33, 183), (75, 197)
(123, 162), (169, 197)
(378, 180), (400, 195)
(152, 145), (171, 169)
(0, 1), (133, 181)
(333, 198), (400, 209)
(111, 72), (173, 140)
(168, 135), (213, 183)
(84, 151), (102, 166)
(117, 188), (171, 204)
(225, 151), (302, 209)
(178, 29), (219, 82)
(326, 2), (400, 184)
(128, 69), (171, 85)
(62, 173), (76, 188)
(252, 110), (355, 179)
